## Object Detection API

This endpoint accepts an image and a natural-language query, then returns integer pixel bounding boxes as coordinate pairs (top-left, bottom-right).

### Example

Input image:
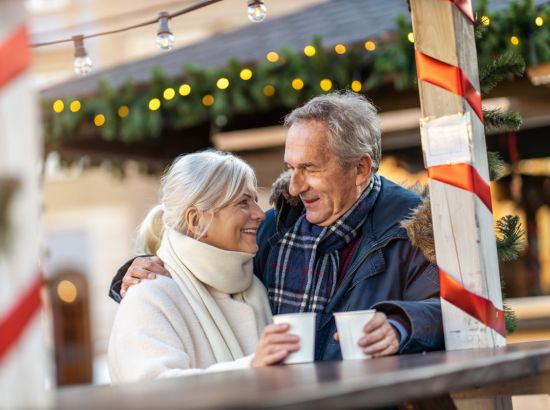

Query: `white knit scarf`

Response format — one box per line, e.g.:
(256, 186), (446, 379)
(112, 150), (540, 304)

(156, 228), (273, 363)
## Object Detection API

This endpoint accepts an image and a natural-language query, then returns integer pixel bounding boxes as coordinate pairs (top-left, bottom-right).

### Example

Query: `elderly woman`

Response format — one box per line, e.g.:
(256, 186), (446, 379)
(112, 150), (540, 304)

(108, 151), (299, 384)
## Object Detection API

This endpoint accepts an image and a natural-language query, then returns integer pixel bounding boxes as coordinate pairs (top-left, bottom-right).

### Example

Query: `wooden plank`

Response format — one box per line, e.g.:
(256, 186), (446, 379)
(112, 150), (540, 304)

(51, 341), (550, 410)
(410, 0), (505, 349)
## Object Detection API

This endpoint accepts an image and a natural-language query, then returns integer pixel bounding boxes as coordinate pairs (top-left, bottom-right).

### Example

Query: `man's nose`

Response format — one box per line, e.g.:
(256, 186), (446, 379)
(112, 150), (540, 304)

(289, 170), (307, 197)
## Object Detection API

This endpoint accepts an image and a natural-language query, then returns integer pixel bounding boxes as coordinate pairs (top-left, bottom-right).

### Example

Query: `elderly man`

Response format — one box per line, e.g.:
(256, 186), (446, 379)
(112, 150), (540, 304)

(109, 91), (444, 360)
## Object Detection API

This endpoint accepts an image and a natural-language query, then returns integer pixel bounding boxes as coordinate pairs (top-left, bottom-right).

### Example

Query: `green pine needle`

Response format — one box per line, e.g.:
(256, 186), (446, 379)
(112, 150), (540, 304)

(474, 19), (488, 40)
(496, 215), (526, 262)
(487, 151), (506, 181)
(483, 108), (522, 131)
(504, 302), (518, 334)
(479, 53), (525, 95)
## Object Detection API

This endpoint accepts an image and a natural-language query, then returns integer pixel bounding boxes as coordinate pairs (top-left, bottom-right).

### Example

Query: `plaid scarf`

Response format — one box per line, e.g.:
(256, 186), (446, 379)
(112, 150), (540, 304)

(268, 174), (381, 314)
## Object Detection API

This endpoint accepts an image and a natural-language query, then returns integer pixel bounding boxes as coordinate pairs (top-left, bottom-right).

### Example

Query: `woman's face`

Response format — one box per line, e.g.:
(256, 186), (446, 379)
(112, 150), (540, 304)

(202, 189), (265, 254)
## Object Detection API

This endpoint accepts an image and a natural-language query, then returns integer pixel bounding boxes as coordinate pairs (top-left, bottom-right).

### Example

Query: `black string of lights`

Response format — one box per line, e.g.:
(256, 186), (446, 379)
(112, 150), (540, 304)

(30, 0), (267, 76)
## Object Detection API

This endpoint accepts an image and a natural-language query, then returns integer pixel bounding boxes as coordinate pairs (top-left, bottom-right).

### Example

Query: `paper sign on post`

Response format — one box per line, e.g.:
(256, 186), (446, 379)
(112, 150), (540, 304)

(420, 113), (473, 168)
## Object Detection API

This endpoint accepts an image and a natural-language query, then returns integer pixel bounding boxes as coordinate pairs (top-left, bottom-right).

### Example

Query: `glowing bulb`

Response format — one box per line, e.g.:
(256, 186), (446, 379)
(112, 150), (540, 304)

(240, 68), (253, 80)
(149, 98), (161, 111)
(202, 95), (215, 106)
(510, 36), (520, 46)
(53, 100), (64, 113)
(535, 16), (544, 27)
(247, 0), (267, 23)
(70, 100), (81, 112)
(364, 40), (376, 51)
(216, 77), (230, 90)
(304, 45), (316, 57)
(351, 80), (362, 92)
(263, 85), (275, 96)
(292, 78), (304, 90)
(72, 35), (92, 76)
(320, 79), (332, 92)
(334, 44), (346, 54)
(94, 114), (105, 127)
(118, 106), (129, 118)
(407, 32), (415, 43)
(57, 280), (77, 303)
(481, 16), (490, 26)
(266, 51), (279, 63)
(179, 84), (191, 96)
(163, 87), (176, 100)
(156, 12), (174, 50)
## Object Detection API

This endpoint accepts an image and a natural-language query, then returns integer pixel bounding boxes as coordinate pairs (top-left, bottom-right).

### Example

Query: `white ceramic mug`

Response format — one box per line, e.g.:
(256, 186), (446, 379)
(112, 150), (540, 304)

(272, 312), (316, 364)
(334, 309), (376, 360)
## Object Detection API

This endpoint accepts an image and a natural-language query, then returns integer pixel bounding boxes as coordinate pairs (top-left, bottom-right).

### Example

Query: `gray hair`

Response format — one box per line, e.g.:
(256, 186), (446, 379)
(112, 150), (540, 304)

(284, 91), (381, 172)
(136, 150), (257, 254)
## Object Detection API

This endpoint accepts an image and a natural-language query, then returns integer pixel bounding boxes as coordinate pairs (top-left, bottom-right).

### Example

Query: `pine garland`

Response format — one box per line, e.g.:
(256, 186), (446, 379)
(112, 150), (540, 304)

(487, 151), (507, 181)
(479, 52), (525, 95)
(483, 108), (522, 132)
(496, 215), (527, 262)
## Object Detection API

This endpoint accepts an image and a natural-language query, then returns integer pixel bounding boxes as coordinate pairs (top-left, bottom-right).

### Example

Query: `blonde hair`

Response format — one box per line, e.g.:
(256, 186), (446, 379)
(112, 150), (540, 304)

(136, 150), (257, 254)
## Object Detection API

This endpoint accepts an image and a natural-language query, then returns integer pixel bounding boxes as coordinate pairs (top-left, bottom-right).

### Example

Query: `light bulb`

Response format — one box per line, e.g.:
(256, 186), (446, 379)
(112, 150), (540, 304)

(72, 35), (92, 76)
(247, 0), (267, 23)
(157, 12), (175, 50)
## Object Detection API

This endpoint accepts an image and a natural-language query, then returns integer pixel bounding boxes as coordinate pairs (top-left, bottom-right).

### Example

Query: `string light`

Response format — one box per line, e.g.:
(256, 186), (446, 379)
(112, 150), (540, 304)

(69, 100), (81, 112)
(263, 85), (275, 96)
(266, 51), (280, 63)
(202, 94), (215, 106)
(53, 100), (64, 113)
(179, 84), (192, 96)
(481, 16), (490, 26)
(247, 0), (267, 23)
(94, 114), (105, 126)
(149, 98), (161, 111)
(351, 80), (362, 92)
(320, 79), (332, 92)
(240, 68), (253, 80)
(118, 106), (129, 118)
(334, 44), (346, 54)
(72, 35), (92, 76)
(407, 32), (415, 43)
(510, 35), (520, 46)
(364, 40), (376, 51)
(156, 12), (175, 50)
(216, 77), (230, 89)
(292, 78), (304, 90)
(304, 45), (316, 57)
(535, 16), (544, 27)
(163, 87), (176, 100)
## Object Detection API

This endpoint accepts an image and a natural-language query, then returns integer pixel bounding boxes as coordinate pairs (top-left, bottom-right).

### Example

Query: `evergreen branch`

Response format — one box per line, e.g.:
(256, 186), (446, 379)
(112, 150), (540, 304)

(504, 302), (518, 334)
(496, 215), (526, 262)
(487, 151), (506, 181)
(474, 18), (488, 40)
(483, 108), (522, 131)
(479, 53), (525, 95)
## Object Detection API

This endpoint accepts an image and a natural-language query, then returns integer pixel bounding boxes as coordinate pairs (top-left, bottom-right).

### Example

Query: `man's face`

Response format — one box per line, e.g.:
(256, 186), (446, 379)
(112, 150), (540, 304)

(284, 120), (364, 227)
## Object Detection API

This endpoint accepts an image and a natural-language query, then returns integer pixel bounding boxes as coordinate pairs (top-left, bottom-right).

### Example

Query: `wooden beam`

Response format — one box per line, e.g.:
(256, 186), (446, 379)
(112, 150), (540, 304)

(410, 1), (505, 349)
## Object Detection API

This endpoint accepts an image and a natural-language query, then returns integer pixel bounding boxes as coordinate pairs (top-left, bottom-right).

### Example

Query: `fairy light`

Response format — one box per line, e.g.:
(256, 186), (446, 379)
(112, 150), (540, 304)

(216, 77), (230, 90)
(163, 87), (176, 100)
(407, 32), (415, 43)
(118, 106), (129, 118)
(247, 0), (267, 23)
(334, 44), (346, 54)
(263, 85), (275, 96)
(535, 16), (544, 27)
(510, 36), (520, 46)
(240, 68), (253, 80)
(266, 51), (279, 63)
(179, 84), (191, 96)
(351, 80), (362, 92)
(149, 98), (161, 111)
(53, 100), (64, 113)
(292, 78), (304, 90)
(94, 114), (105, 126)
(320, 79), (332, 92)
(481, 16), (490, 26)
(69, 100), (81, 112)
(304, 45), (316, 57)
(72, 35), (92, 76)
(202, 94), (215, 106)
(364, 40), (376, 51)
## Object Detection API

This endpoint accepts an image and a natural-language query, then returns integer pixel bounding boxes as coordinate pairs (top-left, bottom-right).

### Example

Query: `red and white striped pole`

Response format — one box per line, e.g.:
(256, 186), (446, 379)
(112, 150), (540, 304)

(0, 1), (49, 408)
(410, 0), (506, 349)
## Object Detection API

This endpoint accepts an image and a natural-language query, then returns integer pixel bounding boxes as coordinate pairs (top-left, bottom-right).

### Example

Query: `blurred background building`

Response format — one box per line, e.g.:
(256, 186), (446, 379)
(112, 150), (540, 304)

(27, 0), (550, 386)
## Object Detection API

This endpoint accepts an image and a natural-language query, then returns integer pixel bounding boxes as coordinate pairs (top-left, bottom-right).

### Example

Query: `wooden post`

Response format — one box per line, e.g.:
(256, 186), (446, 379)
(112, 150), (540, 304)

(410, 1), (506, 350)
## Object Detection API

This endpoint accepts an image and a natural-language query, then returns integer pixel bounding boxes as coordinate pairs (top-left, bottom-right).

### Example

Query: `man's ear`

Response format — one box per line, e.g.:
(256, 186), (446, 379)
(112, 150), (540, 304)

(184, 207), (205, 238)
(355, 155), (373, 187)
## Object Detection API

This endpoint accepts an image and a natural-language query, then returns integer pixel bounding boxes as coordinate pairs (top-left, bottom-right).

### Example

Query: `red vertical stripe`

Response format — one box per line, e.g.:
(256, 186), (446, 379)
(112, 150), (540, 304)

(0, 25), (30, 91)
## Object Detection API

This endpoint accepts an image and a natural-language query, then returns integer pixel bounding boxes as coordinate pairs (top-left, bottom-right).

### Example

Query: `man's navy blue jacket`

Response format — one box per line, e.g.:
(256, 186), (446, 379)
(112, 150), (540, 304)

(110, 176), (444, 360)
(254, 176), (444, 360)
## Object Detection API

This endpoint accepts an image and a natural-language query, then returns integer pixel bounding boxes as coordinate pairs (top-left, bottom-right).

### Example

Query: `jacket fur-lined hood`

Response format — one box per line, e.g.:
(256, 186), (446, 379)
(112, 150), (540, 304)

(268, 171), (436, 264)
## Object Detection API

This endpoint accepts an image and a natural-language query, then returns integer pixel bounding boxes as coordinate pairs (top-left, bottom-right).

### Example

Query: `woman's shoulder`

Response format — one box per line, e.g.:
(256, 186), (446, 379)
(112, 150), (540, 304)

(122, 275), (184, 309)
